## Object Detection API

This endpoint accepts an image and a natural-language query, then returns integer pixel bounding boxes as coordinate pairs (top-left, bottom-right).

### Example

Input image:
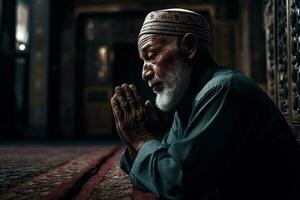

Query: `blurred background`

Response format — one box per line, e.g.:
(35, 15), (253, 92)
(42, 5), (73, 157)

(0, 0), (296, 142)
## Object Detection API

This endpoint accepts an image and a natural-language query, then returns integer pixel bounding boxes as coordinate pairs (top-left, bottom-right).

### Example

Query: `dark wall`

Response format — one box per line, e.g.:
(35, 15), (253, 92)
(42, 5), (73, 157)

(0, 0), (17, 139)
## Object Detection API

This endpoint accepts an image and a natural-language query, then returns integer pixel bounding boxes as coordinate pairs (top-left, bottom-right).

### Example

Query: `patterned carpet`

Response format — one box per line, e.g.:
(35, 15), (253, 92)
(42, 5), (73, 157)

(0, 144), (156, 200)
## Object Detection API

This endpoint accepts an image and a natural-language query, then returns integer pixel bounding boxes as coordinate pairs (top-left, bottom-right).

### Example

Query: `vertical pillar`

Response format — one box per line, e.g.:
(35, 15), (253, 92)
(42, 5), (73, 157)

(239, 0), (251, 77)
(28, 0), (49, 138)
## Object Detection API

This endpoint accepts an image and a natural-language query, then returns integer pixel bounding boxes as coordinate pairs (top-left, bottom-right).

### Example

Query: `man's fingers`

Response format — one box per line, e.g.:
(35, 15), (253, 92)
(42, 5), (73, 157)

(129, 84), (138, 97)
(111, 95), (128, 142)
(122, 84), (139, 111)
(115, 86), (130, 113)
(129, 84), (143, 108)
(111, 95), (123, 121)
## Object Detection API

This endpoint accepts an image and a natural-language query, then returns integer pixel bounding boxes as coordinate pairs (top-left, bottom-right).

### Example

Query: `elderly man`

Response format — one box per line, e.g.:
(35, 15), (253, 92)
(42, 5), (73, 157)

(110, 8), (300, 200)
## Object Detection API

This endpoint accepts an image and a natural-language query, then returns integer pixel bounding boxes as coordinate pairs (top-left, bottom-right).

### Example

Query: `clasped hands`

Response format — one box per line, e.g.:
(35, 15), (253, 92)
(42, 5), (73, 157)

(111, 84), (158, 159)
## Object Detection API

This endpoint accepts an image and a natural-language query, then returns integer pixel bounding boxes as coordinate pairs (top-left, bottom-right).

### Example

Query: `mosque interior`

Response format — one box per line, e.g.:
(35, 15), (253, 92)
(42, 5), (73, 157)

(0, 0), (299, 199)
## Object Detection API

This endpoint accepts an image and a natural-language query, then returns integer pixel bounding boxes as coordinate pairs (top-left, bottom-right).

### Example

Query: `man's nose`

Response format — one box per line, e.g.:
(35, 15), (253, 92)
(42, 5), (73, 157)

(142, 62), (154, 81)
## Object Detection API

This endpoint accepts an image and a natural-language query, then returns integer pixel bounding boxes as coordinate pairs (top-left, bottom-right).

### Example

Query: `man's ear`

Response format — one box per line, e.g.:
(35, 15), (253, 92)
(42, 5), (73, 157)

(180, 33), (197, 60)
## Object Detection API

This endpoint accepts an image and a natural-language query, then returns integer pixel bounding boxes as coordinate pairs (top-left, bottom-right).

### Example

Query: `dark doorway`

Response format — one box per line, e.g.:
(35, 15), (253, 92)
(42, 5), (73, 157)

(74, 12), (145, 139)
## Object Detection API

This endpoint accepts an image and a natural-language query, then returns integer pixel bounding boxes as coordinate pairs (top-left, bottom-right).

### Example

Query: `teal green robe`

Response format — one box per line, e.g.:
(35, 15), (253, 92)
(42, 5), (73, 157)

(120, 66), (300, 200)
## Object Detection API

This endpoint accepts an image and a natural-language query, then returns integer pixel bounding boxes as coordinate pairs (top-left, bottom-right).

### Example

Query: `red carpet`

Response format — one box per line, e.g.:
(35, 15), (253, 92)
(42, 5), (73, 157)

(0, 145), (156, 200)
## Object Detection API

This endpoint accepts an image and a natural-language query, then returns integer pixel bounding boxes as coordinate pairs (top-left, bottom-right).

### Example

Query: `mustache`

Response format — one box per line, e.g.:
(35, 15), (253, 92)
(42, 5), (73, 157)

(148, 79), (162, 87)
(148, 71), (176, 88)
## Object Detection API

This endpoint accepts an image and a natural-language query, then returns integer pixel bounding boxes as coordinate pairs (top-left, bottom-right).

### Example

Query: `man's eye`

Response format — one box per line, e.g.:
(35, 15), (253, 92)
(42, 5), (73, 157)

(148, 53), (157, 63)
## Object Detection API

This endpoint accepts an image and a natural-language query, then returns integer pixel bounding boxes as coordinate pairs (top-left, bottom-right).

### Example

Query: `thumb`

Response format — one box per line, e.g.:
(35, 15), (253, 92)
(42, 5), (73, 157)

(145, 100), (153, 109)
(145, 100), (157, 119)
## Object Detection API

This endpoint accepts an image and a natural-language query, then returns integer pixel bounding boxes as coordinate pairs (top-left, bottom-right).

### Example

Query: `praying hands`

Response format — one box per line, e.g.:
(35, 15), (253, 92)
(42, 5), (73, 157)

(110, 84), (158, 159)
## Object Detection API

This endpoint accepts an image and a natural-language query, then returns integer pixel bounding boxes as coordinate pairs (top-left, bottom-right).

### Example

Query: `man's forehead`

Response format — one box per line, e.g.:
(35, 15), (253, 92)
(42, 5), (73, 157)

(138, 34), (167, 51)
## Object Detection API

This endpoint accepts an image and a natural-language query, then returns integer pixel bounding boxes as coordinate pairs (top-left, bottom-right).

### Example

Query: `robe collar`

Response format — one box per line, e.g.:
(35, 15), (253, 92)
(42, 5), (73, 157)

(175, 64), (219, 128)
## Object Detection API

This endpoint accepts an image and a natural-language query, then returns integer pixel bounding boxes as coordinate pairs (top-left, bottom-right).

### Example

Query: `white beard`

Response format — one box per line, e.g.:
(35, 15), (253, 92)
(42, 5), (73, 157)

(155, 60), (191, 111)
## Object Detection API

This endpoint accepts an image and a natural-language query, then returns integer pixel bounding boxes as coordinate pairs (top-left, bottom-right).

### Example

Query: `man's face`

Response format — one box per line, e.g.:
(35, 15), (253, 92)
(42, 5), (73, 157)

(138, 34), (191, 111)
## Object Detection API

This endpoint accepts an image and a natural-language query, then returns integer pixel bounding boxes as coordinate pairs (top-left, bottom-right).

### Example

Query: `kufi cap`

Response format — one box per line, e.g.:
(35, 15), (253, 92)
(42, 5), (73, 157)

(139, 8), (211, 45)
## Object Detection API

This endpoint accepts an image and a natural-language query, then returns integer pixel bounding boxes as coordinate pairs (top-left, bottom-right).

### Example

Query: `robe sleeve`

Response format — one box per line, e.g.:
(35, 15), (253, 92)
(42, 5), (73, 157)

(120, 80), (250, 199)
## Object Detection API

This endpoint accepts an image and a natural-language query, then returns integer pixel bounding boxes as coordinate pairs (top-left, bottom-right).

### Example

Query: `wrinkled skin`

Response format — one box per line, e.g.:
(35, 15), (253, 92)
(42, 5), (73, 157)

(110, 83), (158, 158)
